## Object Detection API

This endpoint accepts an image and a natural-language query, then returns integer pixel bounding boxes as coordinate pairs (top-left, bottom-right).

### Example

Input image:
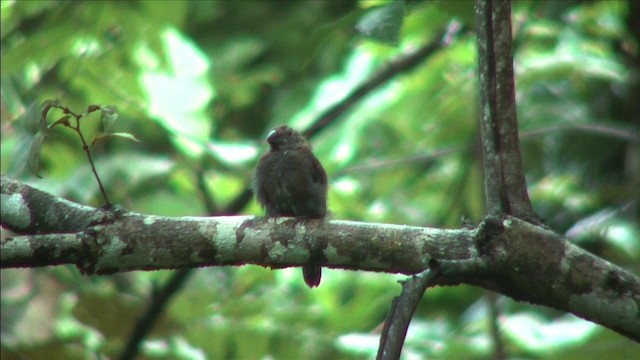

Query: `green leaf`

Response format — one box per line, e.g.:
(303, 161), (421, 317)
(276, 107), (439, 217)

(137, 26), (214, 158)
(49, 115), (71, 129)
(100, 105), (119, 133)
(18, 101), (42, 134)
(40, 99), (60, 130)
(356, 1), (405, 46)
(90, 132), (140, 150)
(107, 132), (140, 142)
(28, 132), (45, 178)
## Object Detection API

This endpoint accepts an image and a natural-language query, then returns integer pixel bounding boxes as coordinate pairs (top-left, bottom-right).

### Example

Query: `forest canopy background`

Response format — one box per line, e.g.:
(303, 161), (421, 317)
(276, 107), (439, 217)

(1, 1), (639, 359)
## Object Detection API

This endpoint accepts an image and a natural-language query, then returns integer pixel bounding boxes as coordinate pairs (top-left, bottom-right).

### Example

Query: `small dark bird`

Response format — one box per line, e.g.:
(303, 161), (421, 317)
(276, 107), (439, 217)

(255, 125), (328, 287)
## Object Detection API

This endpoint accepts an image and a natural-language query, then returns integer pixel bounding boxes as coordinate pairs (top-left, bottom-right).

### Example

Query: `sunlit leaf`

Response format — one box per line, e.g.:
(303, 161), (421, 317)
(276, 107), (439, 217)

(502, 313), (598, 353)
(90, 132), (140, 150)
(108, 132), (139, 142)
(137, 27), (214, 158)
(603, 220), (640, 259)
(356, 1), (405, 46)
(206, 140), (258, 167)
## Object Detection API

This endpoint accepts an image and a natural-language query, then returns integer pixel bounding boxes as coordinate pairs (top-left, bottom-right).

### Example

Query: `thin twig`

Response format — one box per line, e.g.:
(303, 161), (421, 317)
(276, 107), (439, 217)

(485, 291), (506, 360)
(334, 146), (461, 177)
(520, 123), (639, 142)
(45, 103), (111, 206)
(304, 22), (463, 139)
(118, 269), (193, 360)
(377, 267), (439, 360)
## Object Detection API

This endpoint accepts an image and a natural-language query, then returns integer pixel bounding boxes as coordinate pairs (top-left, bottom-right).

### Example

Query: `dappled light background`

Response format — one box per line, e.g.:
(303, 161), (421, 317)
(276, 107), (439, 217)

(1, 1), (638, 359)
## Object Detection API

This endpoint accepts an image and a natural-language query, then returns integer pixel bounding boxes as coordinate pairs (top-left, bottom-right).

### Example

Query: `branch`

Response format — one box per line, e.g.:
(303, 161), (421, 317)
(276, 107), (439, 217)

(485, 290), (506, 360)
(2, 176), (639, 340)
(476, 0), (502, 216)
(118, 25), (467, 359)
(475, 0), (537, 221)
(118, 268), (193, 360)
(2, 213), (467, 276)
(303, 22), (462, 139)
(377, 269), (438, 360)
(115, 24), (464, 359)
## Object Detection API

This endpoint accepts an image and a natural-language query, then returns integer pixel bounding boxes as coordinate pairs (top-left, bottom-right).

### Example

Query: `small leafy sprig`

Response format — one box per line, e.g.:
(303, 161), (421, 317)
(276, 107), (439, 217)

(33, 100), (139, 206)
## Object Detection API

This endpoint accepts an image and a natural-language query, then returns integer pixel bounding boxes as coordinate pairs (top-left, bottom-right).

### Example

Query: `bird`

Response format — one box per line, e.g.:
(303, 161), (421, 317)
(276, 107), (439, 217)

(255, 125), (328, 287)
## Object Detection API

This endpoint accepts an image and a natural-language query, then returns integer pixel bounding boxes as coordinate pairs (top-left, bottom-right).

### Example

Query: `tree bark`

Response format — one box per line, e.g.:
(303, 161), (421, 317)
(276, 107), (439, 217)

(2, 176), (639, 341)
(476, 0), (537, 221)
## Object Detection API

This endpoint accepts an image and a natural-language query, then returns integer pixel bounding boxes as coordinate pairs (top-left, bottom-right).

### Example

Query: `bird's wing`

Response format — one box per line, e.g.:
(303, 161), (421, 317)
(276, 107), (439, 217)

(306, 150), (328, 186)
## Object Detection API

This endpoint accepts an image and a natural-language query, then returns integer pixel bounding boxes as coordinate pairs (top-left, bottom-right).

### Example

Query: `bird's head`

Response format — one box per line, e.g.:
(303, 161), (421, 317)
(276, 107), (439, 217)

(266, 125), (308, 150)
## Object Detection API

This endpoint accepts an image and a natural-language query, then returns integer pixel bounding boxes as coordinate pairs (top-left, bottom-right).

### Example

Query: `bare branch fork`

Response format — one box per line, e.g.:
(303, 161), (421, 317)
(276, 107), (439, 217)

(377, 0), (638, 354)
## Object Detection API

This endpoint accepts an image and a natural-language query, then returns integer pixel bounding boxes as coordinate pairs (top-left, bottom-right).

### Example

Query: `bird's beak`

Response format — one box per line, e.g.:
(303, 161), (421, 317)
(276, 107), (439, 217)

(267, 129), (277, 140)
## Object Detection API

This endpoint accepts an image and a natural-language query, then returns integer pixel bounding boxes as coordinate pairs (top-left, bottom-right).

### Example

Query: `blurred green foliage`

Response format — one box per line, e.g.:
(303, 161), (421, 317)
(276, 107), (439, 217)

(1, 0), (638, 359)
